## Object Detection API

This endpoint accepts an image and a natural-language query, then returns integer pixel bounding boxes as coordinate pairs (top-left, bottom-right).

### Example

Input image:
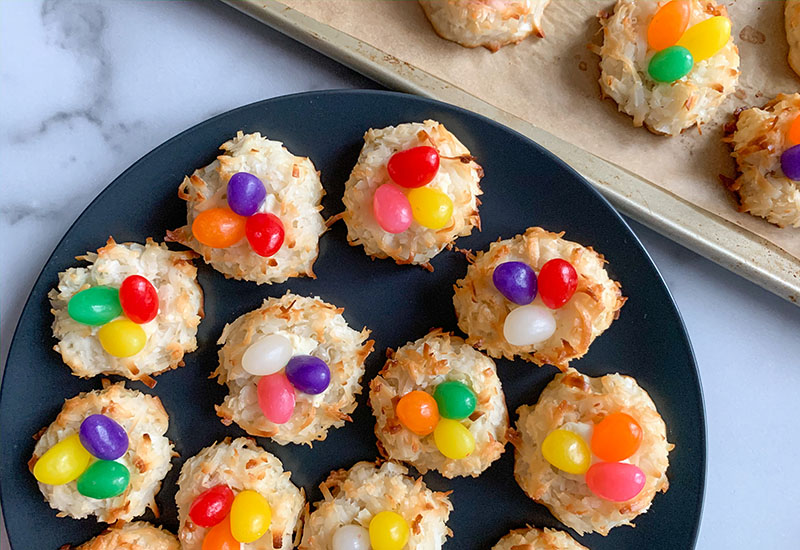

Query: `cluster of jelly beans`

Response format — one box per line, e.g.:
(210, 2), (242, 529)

(192, 172), (285, 257)
(190, 484), (272, 549)
(542, 413), (646, 502)
(781, 115), (800, 182)
(240, 334), (331, 424)
(646, 0), (731, 83)
(492, 259), (578, 347)
(34, 414), (131, 500)
(396, 380), (478, 460)
(332, 511), (410, 550)
(68, 275), (158, 357)
(373, 146), (454, 233)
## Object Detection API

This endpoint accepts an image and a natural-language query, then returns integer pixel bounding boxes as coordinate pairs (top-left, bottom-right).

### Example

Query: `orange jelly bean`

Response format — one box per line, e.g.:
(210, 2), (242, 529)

(192, 207), (246, 248)
(648, 0), (690, 51)
(789, 115), (800, 146)
(202, 517), (240, 550)
(396, 391), (439, 436)
(591, 412), (643, 462)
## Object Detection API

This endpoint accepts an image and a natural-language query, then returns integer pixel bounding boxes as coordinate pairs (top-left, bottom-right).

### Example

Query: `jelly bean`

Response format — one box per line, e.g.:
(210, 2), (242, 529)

(538, 259), (578, 309)
(190, 485), (235, 528)
(257, 373), (296, 424)
(227, 172), (267, 216)
(676, 16), (731, 62)
(492, 261), (537, 305)
(202, 517), (240, 550)
(245, 213), (285, 257)
(647, 0), (690, 51)
(369, 511), (409, 550)
(407, 187), (453, 230)
(433, 418), (475, 459)
(373, 184), (413, 234)
(192, 207), (246, 248)
(119, 275), (158, 324)
(648, 45), (694, 83)
(76, 460), (130, 499)
(433, 381), (477, 420)
(79, 414), (128, 460)
(789, 115), (800, 146)
(68, 286), (122, 326)
(591, 413), (643, 462)
(585, 462), (646, 502)
(387, 146), (440, 189)
(230, 490), (271, 543)
(781, 144), (800, 181)
(503, 305), (556, 346)
(285, 355), (331, 394)
(541, 429), (591, 475)
(241, 334), (292, 376)
(396, 391), (439, 436)
(98, 319), (147, 357)
(332, 524), (371, 550)
(33, 434), (91, 485)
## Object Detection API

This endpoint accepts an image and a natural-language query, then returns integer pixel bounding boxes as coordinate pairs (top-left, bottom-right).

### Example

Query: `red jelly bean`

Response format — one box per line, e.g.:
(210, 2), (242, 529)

(189, 485), (235, 528)
(387, 146), (440, 188)
(246, 213), (285, 257)
(586, 462), (646, 502)
(119, 275), (158, 324)
(538, 259), (578, 309)
(257, 373), (296, 424)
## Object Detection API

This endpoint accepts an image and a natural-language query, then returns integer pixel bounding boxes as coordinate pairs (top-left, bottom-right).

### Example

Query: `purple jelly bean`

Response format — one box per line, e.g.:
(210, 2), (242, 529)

(79, 414), (128, 460)
(227, 172), (267, 216)
(492, 261), (537, 305)
(285, 355), (331, 395)
(781, 145), (800, 181)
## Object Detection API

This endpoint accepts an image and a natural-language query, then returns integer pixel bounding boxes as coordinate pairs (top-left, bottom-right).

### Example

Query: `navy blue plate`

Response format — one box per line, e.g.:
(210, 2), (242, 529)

(0, 90), (704, 549)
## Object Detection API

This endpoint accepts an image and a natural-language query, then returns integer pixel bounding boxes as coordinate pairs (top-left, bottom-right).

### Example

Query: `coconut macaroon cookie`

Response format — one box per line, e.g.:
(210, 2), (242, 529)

(214, 292), (374, 445)
(175, 438), (304, 550)
(167, 131), (326, 284)
(64, 522), (180, 550)
(491, 526), (588, 550)
(452, 227), (624, 370)
(788, 0), (800, 77)
(510, 369), (673, 536)
(30, 382), (173, 523)
(299, 461), (453, 550)
(341, 120), (482, 269)
(723, 93), (800, 228)
(370, 329), (508, 478)
(49, 238), (203, 385)
(418, 0), (551, 51)
(595, 0), (739, 135)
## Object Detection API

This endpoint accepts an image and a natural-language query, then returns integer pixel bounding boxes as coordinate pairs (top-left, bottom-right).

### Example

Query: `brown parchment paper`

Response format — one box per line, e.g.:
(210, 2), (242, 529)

(282, 0), (800, 258)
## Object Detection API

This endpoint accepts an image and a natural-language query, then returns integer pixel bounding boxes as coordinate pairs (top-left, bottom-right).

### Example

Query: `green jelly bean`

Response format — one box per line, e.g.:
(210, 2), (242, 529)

(648, 45), (694, 83)
(76, 460), (130, 499)
(433, 381), (477, 420)
(67, 286), (122, 326)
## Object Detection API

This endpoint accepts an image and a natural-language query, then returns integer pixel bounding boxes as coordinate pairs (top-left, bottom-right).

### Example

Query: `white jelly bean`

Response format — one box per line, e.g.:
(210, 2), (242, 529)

(332, 524), (371, 550)
(503, 305), (556, 346)
(241, 334), (293, 375)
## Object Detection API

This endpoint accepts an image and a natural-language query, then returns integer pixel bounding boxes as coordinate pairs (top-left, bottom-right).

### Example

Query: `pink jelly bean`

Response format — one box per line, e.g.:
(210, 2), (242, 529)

(257, 373), (296, 424)
(373, 183), (412, 234)
(585, 462), (646, 502)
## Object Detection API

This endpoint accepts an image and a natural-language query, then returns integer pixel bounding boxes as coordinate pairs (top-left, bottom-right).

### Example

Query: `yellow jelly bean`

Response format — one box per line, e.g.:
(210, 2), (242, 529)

(369, 511), (409, 550)
(230, 490), (271, 543)
(433, 418), (475, 459)
(33, 434), (91, 485)
(407, 187), (453, 230)
(541, 429), (591, 475)
(676, 16), (731, 62)
(97, 319), (146, 358)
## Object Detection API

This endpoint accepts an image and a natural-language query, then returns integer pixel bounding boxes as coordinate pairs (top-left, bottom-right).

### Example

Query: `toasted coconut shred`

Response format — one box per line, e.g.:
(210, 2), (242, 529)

(175, 438), (304, 550)
(418, 0), (551, 51)
(491, 526), (588, 550)
(49, 238), (203, 382)
(167, 131), (326, 284)
(341, 120), (482, 267)
(512, 369), (673, 536)
(452, 227), (624, 370)
(595, 0), (740, 136)
(788, 1), (800, 77)
(214, 292), (374, 446)
(299, 461), (453, 550)
(30, 383), (173, 523)
(723, 93), (800, 228)
(65, 521), (179, 550)
(370, 329), (508, 478)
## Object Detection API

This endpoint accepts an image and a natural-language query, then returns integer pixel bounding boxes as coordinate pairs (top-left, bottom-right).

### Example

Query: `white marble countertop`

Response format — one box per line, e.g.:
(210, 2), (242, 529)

(1, 1), (798, 549)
